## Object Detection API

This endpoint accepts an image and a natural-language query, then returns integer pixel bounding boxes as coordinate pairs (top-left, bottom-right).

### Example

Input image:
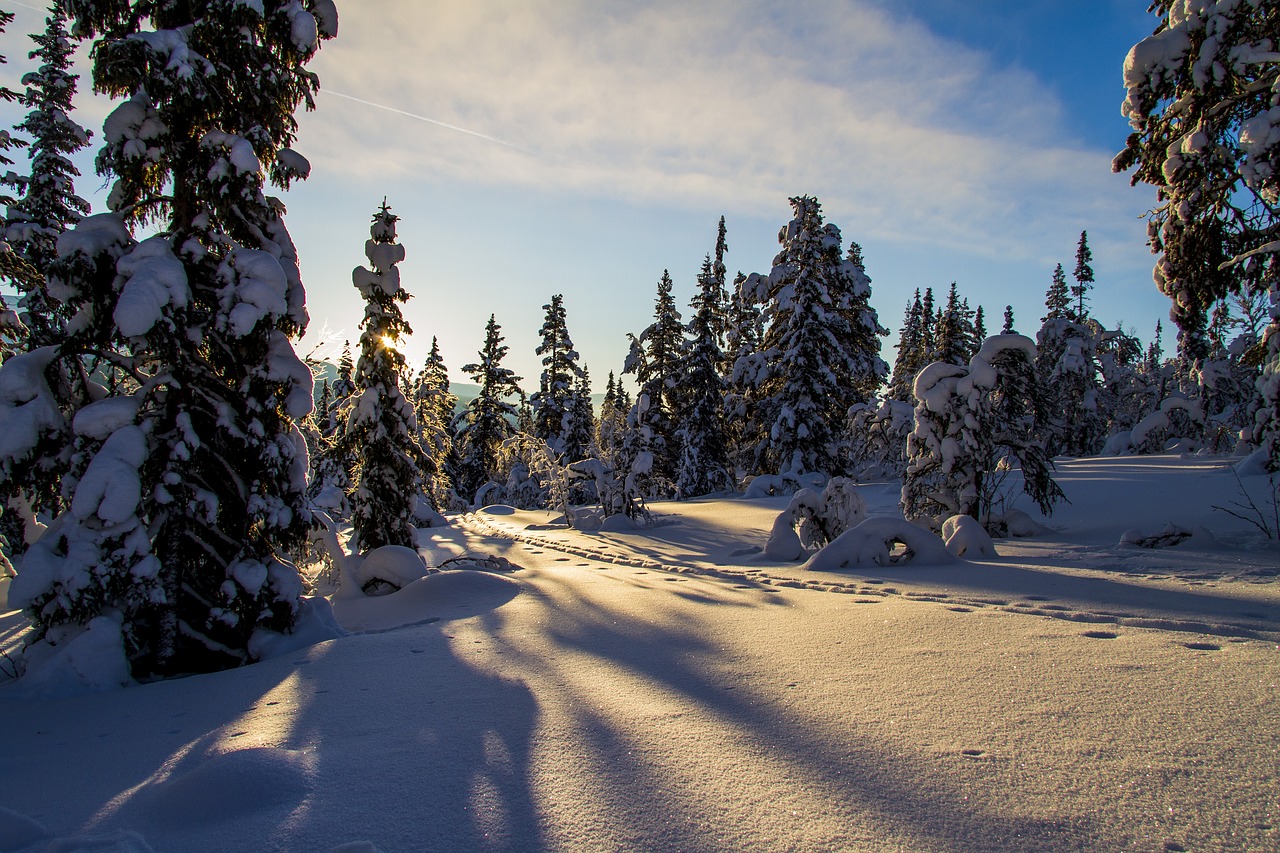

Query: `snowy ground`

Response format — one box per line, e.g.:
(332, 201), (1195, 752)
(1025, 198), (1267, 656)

(2, 454), (1278, 852)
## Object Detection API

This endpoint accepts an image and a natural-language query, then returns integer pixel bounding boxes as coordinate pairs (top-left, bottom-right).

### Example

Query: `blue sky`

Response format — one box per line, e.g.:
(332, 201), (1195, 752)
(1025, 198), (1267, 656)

(1, 1), (1167, 390)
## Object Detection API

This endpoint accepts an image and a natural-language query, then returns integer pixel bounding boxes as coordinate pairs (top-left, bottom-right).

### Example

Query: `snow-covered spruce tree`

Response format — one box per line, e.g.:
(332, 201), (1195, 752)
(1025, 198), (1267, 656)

(530, 293), (585, 459)
(5, 6), (93, 347)
(1195, 300), (1263, 450)
(847, 396), (914, 479)
(902, 335), (1064, 528)
(413, 336), (457, 509)
(1035, 264), (1106, 457)
(333, 339), (355, 399)
(6, 0), (338, 678)
(1072, 231), (1094, 322)
(920, 286), (937, 361)
(1044, 264), (1071, 322)
(674, 255), (734, 498)
(454, 314), (522, 503)
(334, 201), (426, 552)
(724, 270), (765, 472)
(0, 9), (35, 333)
(1114, 0), (1280, 466)
(565, 366), (596, 464)
(1095, 324), (1160, 446)
(595, 371), (626, 471)
(742, 196), (887, 476)
(711, 215), (730, 351)
(622, 270), (683, 494)
(887, 289), (926, 402)
(932, 282), (979, 367)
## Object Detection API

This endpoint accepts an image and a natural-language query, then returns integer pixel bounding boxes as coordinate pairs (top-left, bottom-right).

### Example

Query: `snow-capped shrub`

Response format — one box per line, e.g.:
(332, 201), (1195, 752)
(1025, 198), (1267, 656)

(902, 334), (1064, 529)
(802, 518), (955, 570)
(765, 478), (868, 561)
(847, 397), (913, 479)
(1126, 397), (1205, 455)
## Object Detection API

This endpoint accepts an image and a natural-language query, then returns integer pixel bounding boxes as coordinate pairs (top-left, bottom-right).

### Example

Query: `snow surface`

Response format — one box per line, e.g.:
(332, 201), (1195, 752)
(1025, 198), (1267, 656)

(2, 455), (1279, 851)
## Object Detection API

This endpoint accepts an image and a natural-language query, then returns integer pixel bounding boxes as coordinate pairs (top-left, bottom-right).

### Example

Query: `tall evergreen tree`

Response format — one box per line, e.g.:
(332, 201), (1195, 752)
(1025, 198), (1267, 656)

(974, 304), (987, 343)
(888, 289), (925, 402)
(1044, 263), (1071, 321)
(622, 270), (684, 492)
(674, 255), (733, 498)
(333, 340), (355, 398)
(1146, 320), (1165, 375)
(1072, 230), (1094, 321)
(454, 314), (522, 502)
(723, 270), (765, 470)
(563, 365), (596, 465)
(932, 282), (973, 366)
(710, 216), (729, 349)
(0, 9), (33, 344)
(5, 5), (93, 346)
(920, 286), (937, 361)
(5, 0), (338, 677)
(337, 201), (424, 552)
(414, 337), (457, 508)
(595, 370), (627, 471)
(1001, 305), (1016, 335)
(743, 196), (887, 475)
(530, 293), (584, 458)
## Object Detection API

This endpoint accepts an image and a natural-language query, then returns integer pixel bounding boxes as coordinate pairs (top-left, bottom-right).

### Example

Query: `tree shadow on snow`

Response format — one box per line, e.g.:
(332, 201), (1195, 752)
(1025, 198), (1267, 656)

(469, 570), (1088, 852)
(3, 586), (545, 853)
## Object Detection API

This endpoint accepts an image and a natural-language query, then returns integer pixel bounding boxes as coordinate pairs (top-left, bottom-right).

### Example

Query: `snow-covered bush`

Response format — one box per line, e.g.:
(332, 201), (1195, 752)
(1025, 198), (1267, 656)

(902, 334), (1064, 530)
(1123, 396), (1206, 455)
(847, 397), (913, 479)
(764, 477), (867, 561)
(802, 518), (955, 570)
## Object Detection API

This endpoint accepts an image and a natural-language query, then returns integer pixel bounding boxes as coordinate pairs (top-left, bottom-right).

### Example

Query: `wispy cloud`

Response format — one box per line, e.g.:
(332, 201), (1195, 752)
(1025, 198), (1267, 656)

(298, 0), (1148, 265)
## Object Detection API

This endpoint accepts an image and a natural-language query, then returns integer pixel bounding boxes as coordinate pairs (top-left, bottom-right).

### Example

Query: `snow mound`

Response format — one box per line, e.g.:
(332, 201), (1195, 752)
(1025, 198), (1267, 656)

(764, 509), (803, 561)
(994, 508), (1050, 538)
(8, 612), (132, 700)
(802, 518), (956, 570)
(942, 514), (997, 558)
(138, 747), (314, 827)
(348, 545), (426, 596)
(413, 496), (448, 527)
(248, 596), (346, 661)
(332, 570), (521, 633)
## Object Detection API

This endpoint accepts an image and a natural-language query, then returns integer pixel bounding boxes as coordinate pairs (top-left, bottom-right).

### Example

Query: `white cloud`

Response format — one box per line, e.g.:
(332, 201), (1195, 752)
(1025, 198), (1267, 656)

(298, 0), (1149, 264)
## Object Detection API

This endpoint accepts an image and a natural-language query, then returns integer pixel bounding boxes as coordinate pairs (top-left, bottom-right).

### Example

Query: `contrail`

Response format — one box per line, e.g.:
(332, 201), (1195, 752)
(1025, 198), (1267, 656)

(322, 89), (574, 165)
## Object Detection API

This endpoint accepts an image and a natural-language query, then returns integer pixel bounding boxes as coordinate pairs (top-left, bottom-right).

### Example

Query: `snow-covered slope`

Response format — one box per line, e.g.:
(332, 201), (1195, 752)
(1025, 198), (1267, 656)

(1, 455), (1277, 852)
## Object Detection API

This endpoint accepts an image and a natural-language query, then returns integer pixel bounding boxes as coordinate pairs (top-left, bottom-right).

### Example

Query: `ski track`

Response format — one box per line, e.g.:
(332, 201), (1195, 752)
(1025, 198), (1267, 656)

(458, 512), (1280, 644)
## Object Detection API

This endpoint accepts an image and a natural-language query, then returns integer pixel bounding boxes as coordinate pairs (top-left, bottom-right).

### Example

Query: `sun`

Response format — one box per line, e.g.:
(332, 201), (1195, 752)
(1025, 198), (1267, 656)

(380, 334), (403, 353)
